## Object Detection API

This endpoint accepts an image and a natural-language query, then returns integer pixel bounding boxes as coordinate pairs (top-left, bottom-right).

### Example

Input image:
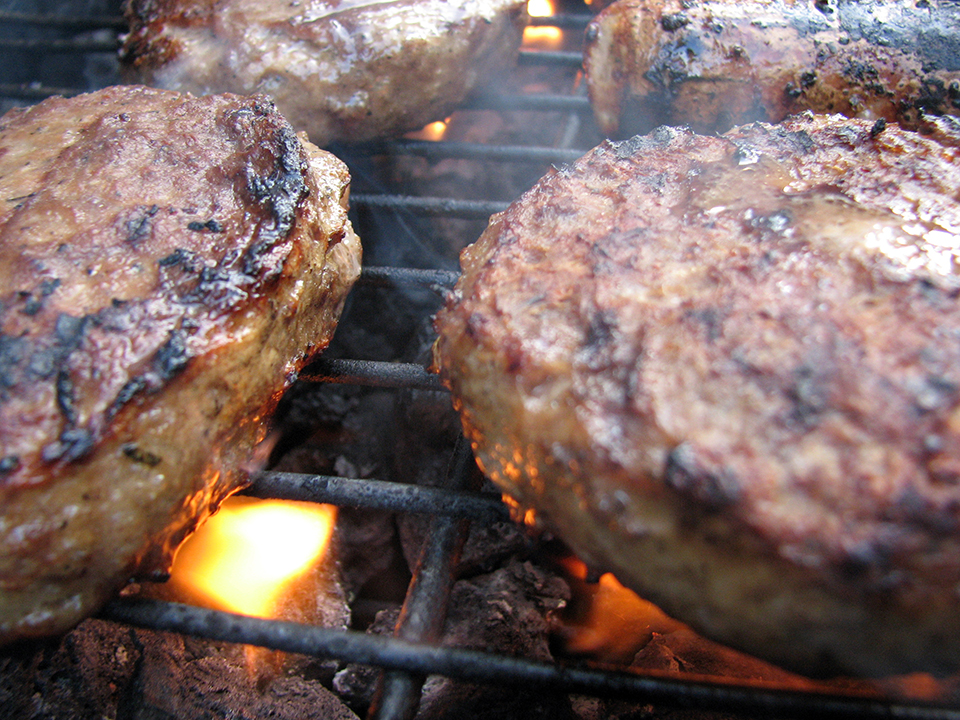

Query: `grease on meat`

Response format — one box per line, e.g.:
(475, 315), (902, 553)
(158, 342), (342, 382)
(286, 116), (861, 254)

(435, 113), (960, 678)
(0, 85), (361, 643)
(585, 0), (960, 137)
(121, 0), (529, 145)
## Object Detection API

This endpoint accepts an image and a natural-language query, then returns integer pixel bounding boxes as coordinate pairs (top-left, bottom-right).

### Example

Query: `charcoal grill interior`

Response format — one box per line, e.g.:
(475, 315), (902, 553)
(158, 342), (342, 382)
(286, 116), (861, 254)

(3, 1), (960, 719)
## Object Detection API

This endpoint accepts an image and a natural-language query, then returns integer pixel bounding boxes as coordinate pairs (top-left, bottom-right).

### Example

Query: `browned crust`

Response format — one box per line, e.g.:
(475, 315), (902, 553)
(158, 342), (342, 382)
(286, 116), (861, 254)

(0, 86), (361, 642)
(584, 0), (960, 137)
(120, 0), (529, 145)
(434, 113), (960, 677)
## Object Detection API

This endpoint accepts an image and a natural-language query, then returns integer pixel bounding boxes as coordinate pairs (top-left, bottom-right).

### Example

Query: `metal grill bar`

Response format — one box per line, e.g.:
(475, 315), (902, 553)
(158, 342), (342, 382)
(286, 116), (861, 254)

(528, 13), (592, 29)
(358, 265), (460, 293)
(350, 137), (586, 163)
(0, 36), (118, 52)
(518, 49), (584, 68)
(0, 10), (126, 29)
(370, 435), (479, 720)
(100, 599), (960, 720)
(350, 193), (508, 220)
(0, 82), (82, 100)
(459, 92), (591, 113)
(300, 357), (444, 391)
(243, 471), (509, 522)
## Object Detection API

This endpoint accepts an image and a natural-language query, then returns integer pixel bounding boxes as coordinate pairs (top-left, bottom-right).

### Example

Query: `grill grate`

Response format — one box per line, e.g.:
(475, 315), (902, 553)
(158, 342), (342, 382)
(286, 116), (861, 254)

(3, 3), (960, 720)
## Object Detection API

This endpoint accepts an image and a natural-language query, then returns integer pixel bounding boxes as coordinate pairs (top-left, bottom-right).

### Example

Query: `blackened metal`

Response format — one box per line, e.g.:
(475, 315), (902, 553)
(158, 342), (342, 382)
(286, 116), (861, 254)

(243, 471), (509, 522)
(369, 435), (480, 720)
(300, 357), (445, 391)
(518, 49), (584, 68)
(0, 36), (118, 52)
(528, 13), (591, 30)
(358, 266), (460, 295)
(100, 598), (960, 720)
(0, 10), (125, 29)
(460, 92), (592, 113)
(353, 138), (585, 163)
(351, 193), (507, 220)
(0, 83), (82, 100)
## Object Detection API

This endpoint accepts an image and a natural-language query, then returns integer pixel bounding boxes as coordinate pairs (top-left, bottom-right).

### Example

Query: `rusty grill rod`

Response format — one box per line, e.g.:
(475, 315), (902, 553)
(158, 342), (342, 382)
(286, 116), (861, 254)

(370, 434), (480, 720)
(99, 598), (960, 720)
(0, 82), (84, 100)
(528, 13), (592, 30)
(301, 357), (444, 391)
(348, 137), (587, 163)
(350, 194), (509, 220)
(0, 9), (126, 29)
(460, 92), (591, 113)
(357, 265), (460, 293)
(518, 49), (583, 68)
(0, 36), (118, 52)
(243, 471), (509, 522)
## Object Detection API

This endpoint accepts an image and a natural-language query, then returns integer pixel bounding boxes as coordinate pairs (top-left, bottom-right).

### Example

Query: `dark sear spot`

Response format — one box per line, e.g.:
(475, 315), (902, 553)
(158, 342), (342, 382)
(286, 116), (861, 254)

(152, 329), (189, 381)
(786, 364), (829, 428)
(55, 367), (78, 426)
(124, 204), (159, 247)
(41, 427), (95, 463)
(0, 455), (20, 474)
(242, 124), (308, 277)
(661, 12), (690, 31)
(0, 334), (26, 396)
(121, 443), (162, 467)
(187, 219), (224, 233)
(664, 442), (741, 511)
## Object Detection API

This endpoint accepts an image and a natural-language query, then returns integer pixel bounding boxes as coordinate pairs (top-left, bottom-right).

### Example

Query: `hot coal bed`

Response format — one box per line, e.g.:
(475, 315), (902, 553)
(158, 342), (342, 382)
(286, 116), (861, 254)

(2, 1), (960, 719)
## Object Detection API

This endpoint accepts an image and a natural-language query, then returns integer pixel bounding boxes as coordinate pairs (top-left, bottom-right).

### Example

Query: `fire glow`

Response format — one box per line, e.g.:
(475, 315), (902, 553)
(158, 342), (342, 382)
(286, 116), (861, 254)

(412, 119), (449, 142)
(165, 496), (337, 619)
(524, 0), (563, 50)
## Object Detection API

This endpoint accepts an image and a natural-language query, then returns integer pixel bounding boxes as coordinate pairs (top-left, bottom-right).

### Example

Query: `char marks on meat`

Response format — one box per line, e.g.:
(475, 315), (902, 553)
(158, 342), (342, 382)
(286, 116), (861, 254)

(584, 0), (960, 137)
(120, 0), (529, 145)
(434, 113), (960, 678)
(0, 85), (361, 644)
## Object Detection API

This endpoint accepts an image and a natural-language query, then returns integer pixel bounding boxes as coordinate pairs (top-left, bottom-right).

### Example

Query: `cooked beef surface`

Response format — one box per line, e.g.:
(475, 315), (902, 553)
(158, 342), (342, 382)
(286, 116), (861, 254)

(434, 113), (960, 678)
(120, 0), (528, 146)
(584, 0), (960, 138)
(0, 85), (361, 644)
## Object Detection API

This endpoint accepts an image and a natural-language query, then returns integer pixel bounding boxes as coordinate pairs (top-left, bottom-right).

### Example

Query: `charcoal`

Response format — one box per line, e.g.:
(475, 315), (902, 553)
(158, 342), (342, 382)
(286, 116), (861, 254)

(0, 619), (359, 720)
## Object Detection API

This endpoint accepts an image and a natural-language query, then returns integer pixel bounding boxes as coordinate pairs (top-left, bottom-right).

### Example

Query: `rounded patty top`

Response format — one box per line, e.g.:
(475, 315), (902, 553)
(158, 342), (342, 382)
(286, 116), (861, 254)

(434, 113), (960, 678)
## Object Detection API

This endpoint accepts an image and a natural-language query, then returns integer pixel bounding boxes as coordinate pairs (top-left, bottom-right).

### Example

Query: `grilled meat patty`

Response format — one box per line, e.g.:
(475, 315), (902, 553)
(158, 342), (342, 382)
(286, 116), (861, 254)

(434, 113), (960, 678)
(584, 0), (960, 138)
(120, 0), (528, 146)
(0, 85), (361, 644)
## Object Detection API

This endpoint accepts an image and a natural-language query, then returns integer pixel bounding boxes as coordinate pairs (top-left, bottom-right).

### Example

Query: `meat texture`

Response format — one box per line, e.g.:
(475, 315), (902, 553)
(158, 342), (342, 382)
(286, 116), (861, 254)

(0, 85), (361, 644)
(584, 0), (960, 138)
(120, 0), (528, 146)
(434, 113), (960, 678)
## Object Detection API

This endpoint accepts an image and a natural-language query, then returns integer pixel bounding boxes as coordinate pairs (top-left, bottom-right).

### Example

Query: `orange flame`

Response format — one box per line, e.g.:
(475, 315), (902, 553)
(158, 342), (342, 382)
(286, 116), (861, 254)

(408, 120), (449, 142)
(524, 0), (563, 49)
(166, 496), (337, 618)
(557, 556), (683, 665)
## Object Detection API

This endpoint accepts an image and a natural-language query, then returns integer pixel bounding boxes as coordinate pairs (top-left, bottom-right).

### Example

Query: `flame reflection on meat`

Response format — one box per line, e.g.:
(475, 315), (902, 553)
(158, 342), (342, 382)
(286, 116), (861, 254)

(524, 0), (562, 49)
(556, 556), (683, 665)
(165, 496), (338, 618)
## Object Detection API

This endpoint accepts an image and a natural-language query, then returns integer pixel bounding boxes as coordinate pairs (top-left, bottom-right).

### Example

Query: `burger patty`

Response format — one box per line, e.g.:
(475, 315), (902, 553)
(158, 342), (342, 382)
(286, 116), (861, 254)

(434, 112), (960, 678)
(0, 85), (361, 644)
(120, 0), (528, 146)
(584, 0), (960, 138)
